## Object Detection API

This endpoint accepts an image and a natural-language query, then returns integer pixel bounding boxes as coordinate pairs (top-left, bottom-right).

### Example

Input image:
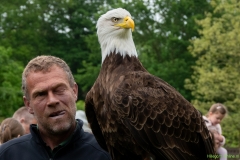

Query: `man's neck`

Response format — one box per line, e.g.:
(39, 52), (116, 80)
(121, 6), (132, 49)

(39, 123), (77, 150)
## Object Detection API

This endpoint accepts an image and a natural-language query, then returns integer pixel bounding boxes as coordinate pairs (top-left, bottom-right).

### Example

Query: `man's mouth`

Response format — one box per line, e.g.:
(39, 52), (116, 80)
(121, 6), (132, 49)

(49, 111), (65, 117)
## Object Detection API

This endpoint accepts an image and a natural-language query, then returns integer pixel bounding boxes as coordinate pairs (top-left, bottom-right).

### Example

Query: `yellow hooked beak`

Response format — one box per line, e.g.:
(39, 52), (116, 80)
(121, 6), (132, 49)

(115, 16), (135, 32)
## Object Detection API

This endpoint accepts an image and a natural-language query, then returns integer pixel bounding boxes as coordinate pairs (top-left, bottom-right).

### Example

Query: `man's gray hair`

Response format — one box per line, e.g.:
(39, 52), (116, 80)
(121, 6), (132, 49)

(22, 55), (75, 99)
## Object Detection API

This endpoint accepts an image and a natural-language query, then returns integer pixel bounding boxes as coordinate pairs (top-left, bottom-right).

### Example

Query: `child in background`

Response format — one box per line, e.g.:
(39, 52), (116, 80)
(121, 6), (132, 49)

(0, 118), (24, 144)
(208, 126), (222, 152)
(203, 103), (228, 160)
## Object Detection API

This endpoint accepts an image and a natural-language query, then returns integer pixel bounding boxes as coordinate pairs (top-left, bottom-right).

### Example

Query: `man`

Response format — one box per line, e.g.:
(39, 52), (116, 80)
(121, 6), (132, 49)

(13, 106), (37, 134)
(0, 56), (111, 160)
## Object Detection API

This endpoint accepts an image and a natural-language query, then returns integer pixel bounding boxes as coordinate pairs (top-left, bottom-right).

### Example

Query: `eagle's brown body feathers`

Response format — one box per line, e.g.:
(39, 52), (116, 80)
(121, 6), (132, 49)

(85, 53), (215, 160)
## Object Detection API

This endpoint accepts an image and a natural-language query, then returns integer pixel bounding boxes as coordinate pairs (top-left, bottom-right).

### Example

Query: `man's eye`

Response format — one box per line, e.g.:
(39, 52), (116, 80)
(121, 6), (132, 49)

(111, 17), (119, 22)
(55, 87), (66, 94)
(36, 92), (46, 97)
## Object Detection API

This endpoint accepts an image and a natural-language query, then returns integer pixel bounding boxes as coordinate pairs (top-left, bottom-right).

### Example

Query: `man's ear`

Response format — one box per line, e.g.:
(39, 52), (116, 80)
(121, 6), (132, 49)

(73, 83), (78, 102)
(23, 96), (34, 114)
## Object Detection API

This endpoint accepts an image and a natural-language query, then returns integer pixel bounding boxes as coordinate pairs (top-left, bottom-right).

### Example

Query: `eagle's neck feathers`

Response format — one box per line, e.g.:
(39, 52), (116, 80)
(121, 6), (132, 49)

(99, 29), (138, 63)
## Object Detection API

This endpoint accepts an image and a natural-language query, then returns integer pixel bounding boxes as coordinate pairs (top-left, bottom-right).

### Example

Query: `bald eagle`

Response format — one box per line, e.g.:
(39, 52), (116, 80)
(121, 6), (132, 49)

(85, 8), (215, 160)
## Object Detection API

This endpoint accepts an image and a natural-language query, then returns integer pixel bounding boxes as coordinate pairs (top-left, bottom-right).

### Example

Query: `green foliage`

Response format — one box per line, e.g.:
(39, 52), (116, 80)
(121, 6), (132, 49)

(0, 0), (104, 100)
(74, 33), (101, 96)
(75, 61), (100, 94)
(76, 100), (85, 111)
(0, 47), (24, 118)
(135, 0), (212, 101)
(222, 113), (240, 147)
(186, 0), (240, 147)
(140, 52), (191, 96)
(1, 0), (238, 147)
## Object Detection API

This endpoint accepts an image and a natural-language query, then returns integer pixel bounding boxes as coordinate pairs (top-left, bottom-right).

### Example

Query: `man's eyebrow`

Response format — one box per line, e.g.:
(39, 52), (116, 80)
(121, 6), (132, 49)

(32, 89), (46, 98)
(33, 83), (67, 94)
(53, 83), (68, 89)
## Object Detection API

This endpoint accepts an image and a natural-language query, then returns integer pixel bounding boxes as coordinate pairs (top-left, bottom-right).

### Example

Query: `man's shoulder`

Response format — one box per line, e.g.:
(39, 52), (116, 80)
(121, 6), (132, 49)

(75, 131), (111, 159)
(79, 131), (105, 150)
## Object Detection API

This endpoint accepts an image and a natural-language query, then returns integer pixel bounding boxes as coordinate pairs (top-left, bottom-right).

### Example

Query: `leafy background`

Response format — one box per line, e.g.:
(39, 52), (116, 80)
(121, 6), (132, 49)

(0, 0), (239, 147)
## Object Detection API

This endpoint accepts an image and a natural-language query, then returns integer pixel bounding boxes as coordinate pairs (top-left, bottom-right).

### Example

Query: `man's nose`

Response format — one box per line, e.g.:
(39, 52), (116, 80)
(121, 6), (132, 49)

(47, 92), (59, 106)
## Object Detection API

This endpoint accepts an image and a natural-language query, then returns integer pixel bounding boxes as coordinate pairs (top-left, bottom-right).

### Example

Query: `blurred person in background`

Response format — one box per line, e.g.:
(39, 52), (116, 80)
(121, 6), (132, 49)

(13, 106), (37, 134)
(0, 118), (24, 144)
(75, 110), (92, 133)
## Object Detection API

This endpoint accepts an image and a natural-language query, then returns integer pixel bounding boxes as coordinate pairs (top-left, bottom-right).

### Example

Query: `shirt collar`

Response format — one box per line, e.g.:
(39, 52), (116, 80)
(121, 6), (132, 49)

(37, 120), (79, 156)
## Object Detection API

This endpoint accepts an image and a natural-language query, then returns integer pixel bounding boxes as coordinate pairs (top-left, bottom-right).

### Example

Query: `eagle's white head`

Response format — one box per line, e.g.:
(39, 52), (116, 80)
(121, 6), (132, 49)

(97, 8), (138, 63)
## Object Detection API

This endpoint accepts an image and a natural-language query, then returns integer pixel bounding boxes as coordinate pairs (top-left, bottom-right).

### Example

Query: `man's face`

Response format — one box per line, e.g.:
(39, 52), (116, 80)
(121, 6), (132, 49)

(23, 65), (78, 135)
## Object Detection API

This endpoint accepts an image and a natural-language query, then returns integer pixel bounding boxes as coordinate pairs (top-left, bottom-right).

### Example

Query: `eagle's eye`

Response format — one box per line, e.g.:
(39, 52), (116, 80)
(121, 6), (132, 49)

(111, 17), (119, 22)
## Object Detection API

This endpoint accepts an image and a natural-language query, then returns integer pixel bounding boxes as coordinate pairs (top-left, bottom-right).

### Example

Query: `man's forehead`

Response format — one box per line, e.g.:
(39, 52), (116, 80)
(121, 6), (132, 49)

(26, 66), (68, 86)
